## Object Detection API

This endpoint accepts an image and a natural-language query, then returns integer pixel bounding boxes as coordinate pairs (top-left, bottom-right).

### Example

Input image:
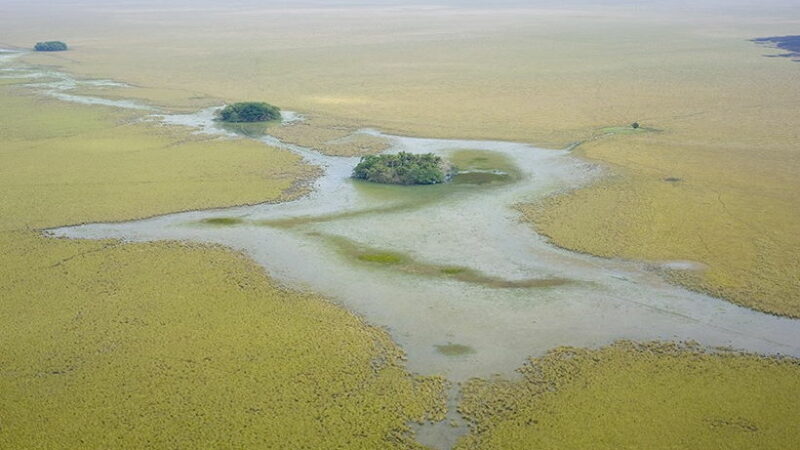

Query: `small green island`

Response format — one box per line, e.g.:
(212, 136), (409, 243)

(34, 41), (68, 52)
(217, 102), (281, 122)
(352, 152), (454, 185)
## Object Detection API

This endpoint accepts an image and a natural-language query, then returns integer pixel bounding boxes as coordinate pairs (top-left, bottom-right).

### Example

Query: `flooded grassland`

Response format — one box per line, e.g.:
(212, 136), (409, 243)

(9, 3), (800, 317)
(3, 2), (800, 448)
(0, 69), (446, 448)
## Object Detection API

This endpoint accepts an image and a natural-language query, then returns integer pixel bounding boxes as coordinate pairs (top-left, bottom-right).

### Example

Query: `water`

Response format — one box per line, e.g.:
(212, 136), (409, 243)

(5, 48), (800, 449)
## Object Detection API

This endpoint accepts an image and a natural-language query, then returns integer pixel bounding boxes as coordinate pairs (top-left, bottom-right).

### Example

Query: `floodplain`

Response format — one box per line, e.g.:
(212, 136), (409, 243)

(2, 1), (800, 448)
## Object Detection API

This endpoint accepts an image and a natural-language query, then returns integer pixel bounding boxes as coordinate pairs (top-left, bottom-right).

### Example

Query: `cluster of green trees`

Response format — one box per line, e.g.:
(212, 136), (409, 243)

(352, 152), (452, 185)
(217, 102), (281, 122)
(34, 41), (68, 52)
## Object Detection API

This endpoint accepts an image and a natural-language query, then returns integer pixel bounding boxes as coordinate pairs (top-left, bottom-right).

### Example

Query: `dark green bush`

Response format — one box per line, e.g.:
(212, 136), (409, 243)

(34, 41), (68, 52)
(352, 152), (452, 185)
(217, 102), (281, 123)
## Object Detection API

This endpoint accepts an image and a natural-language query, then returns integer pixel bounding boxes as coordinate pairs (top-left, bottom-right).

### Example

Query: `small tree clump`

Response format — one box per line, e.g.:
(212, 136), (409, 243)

(217, 102), (281, 123)
(353, 152), (453, 185)
(34, 41), (68, 52)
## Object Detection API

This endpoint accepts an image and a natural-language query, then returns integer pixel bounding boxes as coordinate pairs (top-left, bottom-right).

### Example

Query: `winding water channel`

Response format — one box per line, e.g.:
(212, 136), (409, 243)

(5, 48), (800, 448)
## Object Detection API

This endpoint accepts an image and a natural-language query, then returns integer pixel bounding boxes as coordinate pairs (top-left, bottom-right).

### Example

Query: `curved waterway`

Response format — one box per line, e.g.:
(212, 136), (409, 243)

(5, 49), (800, 448)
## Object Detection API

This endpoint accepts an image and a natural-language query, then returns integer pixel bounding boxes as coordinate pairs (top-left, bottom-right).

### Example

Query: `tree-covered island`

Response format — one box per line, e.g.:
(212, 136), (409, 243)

(352, 152), (455, 185)
(34, 41), (68, 52)
(217, 102), (281, 122)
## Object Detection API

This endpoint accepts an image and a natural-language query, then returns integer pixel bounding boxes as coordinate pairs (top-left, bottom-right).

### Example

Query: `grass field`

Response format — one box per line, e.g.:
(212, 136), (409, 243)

(0, 83), (446, 448)
(457, 341), (800, 449)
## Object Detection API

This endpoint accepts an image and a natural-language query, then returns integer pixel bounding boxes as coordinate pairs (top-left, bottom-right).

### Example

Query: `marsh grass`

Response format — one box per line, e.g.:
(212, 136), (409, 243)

(457, 341), (800, 449)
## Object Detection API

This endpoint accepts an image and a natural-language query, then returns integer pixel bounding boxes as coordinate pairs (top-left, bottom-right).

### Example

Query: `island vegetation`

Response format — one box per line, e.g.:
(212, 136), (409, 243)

(34, 41), (68, 52)
(217, 102), (281, 123)
(352, 152), (454, 185)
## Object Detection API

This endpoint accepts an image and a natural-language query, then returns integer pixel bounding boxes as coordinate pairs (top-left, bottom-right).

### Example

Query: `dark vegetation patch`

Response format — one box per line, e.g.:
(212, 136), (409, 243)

(353, 152), (454, 185)
(664, 177), (683, 183)
(201, 217), (244, 226)
(357, 251), (405, 264)
(452, 171), (512, 185)
(435, 343), (476, 356)
(752, 36), (800, 60)
(34, 41), (68, 52)
(326, 235), (571, 289)
(217, 102), (281, 123)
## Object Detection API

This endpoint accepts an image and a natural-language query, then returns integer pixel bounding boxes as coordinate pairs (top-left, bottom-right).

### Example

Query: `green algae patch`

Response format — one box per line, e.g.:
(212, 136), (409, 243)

(450, 150), (518, 174)
(449, 150), (520, 186)
(358, 251), (406, 264)
(201, 217), (245, 226)
(456, 341), (800, 449)
(324, 234), (570, 289)
(0, 85), (446, 448)
(452, 171), (512, 186)
(435, 343), (476, 357)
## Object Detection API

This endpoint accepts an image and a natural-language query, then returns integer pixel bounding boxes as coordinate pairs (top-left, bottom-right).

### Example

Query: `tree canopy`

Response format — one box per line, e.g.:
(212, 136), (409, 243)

(352, 152), (452, 185)
(217, 102), (281, 123)
(34, 41), (68, 52)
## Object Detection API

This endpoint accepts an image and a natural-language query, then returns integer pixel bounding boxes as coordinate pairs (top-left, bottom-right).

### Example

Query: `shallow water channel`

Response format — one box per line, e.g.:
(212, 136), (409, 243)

(5, 49), (800, 448)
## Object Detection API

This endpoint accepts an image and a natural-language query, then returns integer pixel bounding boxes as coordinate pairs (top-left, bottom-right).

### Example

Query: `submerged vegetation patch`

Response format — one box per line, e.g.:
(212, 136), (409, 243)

(324, 235), (569, 289)
(357, 251), (405, 264)
(201, 217), (244, 226)
(435, 343), (476, 356)
(448, 150), (520, 186)
(353, 152), (454, 185)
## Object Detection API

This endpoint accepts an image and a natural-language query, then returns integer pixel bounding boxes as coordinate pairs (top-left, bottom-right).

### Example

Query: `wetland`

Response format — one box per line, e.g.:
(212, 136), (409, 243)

(3, 2), (800, 448)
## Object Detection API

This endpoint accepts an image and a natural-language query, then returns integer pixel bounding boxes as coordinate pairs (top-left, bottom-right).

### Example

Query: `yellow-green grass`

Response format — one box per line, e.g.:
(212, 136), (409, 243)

(268, 115), (391, 156)
(0, 90), (318, 228)
(0, 85), (446, 447)
(523, 128), (800, 317)
(6, 4), (799, 314)
(457, 341), (800, 449)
